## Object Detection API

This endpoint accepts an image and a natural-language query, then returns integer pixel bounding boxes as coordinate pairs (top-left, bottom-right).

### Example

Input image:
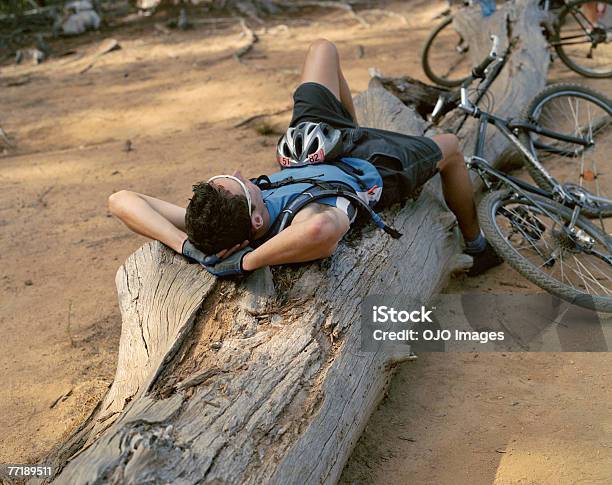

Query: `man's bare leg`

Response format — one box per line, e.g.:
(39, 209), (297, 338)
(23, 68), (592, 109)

(431, 133), (480, 241)
(432, 134), (504, 274)
(300, 38), (358, 123)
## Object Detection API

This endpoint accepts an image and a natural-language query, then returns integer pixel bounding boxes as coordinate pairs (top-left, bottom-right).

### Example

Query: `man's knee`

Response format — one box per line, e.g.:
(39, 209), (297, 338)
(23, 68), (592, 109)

(108, 190), (131, 217)
(436, 133), (460, 157)
(307, 38), (338, 57)
(433, 133), (462, 170)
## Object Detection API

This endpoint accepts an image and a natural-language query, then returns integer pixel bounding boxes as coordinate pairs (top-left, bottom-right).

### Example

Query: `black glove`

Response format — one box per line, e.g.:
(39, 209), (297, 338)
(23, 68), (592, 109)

(204, 246), (253, 277)
(181, 239), (220, 266)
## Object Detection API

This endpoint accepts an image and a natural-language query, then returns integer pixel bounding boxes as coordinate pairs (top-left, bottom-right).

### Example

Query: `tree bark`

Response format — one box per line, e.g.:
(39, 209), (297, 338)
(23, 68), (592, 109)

(43, 1), (548, 483)
(451, 0), (549, 168)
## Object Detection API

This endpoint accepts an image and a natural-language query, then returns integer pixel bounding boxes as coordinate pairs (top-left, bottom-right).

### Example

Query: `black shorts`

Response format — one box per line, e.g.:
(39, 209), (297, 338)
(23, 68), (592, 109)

(289, 82), (442, 207)
(290, 81), (358, 129)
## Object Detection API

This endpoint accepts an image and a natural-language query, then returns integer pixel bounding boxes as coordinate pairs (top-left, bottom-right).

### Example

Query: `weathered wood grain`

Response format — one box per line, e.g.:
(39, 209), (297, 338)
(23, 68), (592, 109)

(369, 75), (449, 119)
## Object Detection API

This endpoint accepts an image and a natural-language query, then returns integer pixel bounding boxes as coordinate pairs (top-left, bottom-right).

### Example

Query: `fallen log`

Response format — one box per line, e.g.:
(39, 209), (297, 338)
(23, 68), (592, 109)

(45, 84), (466, 485)
(451, 0), (549, 167)
(43, 1), (547, 483)
(369, 74), (449, 119)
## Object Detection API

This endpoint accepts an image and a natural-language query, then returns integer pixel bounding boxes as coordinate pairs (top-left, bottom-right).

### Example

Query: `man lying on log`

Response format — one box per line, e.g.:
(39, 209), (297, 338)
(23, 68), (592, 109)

(108, 39), (502, 277)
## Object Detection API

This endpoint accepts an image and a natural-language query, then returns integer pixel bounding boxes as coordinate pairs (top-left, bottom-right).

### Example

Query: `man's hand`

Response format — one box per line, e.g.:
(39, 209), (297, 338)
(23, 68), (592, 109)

(204, 246), (253, 277)
(181, 239), (219, 266)
(183, 239), (253, 277)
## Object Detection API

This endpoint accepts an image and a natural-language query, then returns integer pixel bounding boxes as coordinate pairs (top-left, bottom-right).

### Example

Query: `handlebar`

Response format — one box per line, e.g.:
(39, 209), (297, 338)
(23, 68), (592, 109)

(431, 35), (501, 122)
(471, 35), (499, 79)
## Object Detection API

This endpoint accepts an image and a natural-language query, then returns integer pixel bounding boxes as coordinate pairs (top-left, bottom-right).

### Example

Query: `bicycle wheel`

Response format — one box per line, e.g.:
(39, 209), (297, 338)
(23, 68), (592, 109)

(553, 0), (612, 78)
(478, 190), (612, 312)
(519, 83), (612, 217)
(421, 16), (472, 87)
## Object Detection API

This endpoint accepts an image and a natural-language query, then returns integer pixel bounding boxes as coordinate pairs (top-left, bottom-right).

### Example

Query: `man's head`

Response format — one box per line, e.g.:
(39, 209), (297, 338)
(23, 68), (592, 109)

(185, 171), (268, 254)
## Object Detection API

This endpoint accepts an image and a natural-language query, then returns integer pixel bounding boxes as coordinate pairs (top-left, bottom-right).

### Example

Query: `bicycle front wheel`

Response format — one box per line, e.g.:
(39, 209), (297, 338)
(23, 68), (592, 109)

(519, 83), (612, 217)
(421, 16), (472, 87)
(478, 190), (612, 312)
(553, 0), (612, 78)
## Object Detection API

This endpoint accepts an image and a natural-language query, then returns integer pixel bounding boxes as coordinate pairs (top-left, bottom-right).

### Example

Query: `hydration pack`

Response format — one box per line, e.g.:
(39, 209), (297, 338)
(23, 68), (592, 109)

(251, 175), (402, 245)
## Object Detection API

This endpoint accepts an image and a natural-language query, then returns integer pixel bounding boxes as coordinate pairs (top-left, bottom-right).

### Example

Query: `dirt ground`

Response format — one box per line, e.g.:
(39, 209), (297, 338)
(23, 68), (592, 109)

(0, 1), (610, 483)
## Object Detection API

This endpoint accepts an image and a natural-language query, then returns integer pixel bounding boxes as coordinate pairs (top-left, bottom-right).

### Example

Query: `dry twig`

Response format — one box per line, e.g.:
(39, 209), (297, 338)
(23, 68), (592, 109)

(66, 300), (75, 347)
(233, 106), (291, 128)
(291, 1), (370, 27)
(234, 18), (259, 63)
(0, 127), (14, 148)
(361, 8), (408, 24)
(79, 38), (121, 75)
(49, 388), (73, 409)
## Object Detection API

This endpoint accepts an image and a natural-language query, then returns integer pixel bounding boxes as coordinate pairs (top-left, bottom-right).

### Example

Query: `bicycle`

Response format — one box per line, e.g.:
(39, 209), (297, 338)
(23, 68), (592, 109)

(422, 0), (612, 87)
(431, 36), (612, 311)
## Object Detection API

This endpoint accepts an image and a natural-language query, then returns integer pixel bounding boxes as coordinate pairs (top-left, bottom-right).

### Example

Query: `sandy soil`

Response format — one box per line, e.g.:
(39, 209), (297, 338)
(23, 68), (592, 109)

(0, 0), (610, 482)
(340, 352), (612, 485)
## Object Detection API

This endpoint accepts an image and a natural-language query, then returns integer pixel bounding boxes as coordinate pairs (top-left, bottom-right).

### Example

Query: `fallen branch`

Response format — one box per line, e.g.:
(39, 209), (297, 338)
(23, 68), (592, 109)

(66, 300), (75, 348)
(5, 75), (31, 87)
(79, 38), (121, 75)
(50, 389), (73, 410)
(361, 8), (408, 24)
(0, 127), (14, 148)
(190, 17), (240, 25)
(369, 75), (449, 119)
(233, 106), (292, 127)
(236, 0), (267, 24)
(154, 22), (171, 35)
(291, 1), (370, 27)
(234, 18), (259, 63)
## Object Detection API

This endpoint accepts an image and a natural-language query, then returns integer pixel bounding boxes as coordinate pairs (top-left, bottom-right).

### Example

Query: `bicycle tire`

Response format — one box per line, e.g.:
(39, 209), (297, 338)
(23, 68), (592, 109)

(553, 0), (612, 78)
(518, 83), (612, 217)
(421, 16), (471, 88)
(478, 189), (612, 312)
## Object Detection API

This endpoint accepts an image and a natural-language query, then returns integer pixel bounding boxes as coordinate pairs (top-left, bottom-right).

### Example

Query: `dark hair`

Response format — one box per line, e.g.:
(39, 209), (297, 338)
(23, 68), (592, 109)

(185, 182), (251, 254)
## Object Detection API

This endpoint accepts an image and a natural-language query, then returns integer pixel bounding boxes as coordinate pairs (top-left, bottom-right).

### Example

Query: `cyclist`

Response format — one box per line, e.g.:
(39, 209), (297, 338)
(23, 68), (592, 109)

(108, 39), (502, 277)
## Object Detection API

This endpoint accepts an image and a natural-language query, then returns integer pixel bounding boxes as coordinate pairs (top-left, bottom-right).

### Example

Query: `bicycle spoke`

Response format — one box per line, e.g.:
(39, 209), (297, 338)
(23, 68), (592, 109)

(560, 249), (566, 284)
(571, 255), (602, 294)
(524, 87), (611, 207)
(574, 256), (612, 294)
(493, 198), (612, 298)
(585, 253), (612, 282)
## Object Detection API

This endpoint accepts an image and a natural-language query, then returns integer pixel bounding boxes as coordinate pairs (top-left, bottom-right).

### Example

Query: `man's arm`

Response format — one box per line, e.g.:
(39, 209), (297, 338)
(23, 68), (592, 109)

(242, 203), (350, 271)
(108, 190), (187, 253)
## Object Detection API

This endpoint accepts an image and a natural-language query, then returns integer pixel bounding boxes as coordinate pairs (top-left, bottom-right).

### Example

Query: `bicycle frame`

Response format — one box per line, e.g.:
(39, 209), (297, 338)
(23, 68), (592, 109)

(458, 67), (611, 210)
(431, 34), (611, 215)
(468, 156), (611, 263)
(470, 109), (594, 197)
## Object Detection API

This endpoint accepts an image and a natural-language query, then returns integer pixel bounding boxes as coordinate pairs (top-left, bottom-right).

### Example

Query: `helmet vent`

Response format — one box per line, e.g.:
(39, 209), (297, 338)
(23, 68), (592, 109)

(276, 121), (342, 166)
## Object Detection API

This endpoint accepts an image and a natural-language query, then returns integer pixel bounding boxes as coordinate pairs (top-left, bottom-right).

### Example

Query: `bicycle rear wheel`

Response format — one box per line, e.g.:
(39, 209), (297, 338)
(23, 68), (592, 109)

(421, 16), (472, 87)
(519, 83), (612, 217)
(478, 190), (612, 312)
(553, 0), (612, 78)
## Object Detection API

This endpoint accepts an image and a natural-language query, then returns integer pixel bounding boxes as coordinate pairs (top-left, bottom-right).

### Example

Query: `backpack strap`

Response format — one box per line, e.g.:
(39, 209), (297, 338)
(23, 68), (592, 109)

(252, 175), (327, 190)
(255, 180), (402, 246)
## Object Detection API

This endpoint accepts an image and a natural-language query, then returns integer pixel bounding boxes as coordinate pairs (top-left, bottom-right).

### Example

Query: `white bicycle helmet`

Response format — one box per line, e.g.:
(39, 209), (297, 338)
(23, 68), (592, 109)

(276, 121), (343, 167)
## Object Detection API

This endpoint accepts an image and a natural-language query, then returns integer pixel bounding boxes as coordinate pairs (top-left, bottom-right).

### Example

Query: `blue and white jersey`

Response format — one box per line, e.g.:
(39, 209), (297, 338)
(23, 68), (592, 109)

(261, 157), (383, 227)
